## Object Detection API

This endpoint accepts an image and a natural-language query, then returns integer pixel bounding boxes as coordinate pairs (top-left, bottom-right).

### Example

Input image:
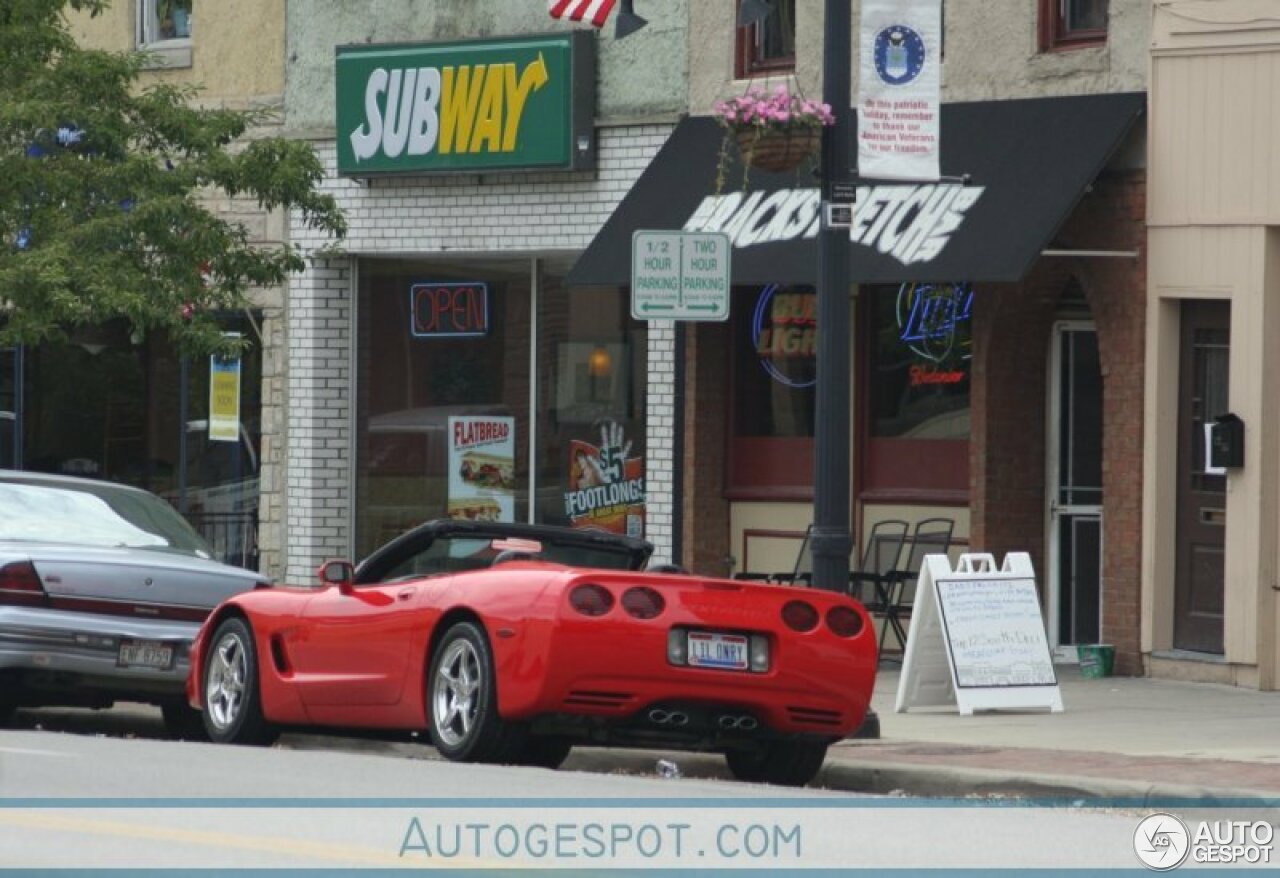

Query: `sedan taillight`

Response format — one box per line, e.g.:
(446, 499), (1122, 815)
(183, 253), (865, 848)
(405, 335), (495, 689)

(569, 584), (614, 617)
(0, 561), (48, 607)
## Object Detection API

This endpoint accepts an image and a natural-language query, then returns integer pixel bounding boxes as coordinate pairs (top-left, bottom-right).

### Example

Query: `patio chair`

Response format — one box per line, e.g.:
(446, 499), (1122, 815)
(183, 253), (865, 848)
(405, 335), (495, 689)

(846, 519), (911, 612)
(879, 517), (956, 658)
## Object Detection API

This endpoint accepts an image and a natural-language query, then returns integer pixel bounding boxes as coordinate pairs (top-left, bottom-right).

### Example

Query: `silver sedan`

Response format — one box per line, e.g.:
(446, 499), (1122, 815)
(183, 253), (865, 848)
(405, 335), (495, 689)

(0, 471), (268, 737)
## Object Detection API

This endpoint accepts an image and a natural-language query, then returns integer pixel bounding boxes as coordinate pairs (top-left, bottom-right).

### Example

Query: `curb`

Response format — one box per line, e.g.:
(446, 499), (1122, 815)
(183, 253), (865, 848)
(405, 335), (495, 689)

(561, 747), (1280, 803)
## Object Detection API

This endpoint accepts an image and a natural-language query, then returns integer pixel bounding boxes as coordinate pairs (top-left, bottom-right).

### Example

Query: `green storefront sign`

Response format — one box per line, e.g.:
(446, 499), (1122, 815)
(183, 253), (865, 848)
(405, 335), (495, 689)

(335, 32), (596, 176)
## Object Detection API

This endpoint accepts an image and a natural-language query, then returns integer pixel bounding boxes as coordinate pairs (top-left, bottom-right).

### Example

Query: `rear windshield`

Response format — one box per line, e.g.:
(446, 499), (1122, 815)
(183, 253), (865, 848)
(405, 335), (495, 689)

(0, 480), (211, 556)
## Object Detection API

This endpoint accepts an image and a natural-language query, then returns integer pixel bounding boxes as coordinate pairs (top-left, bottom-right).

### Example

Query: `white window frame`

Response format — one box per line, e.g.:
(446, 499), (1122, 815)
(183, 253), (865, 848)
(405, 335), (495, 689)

(136, 0), (193, 69)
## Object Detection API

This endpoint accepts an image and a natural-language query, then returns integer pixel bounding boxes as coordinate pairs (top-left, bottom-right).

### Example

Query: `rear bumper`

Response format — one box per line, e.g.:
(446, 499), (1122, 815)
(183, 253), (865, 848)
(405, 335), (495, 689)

(503, 618), (876, 739)
(0, 606), (198, 702)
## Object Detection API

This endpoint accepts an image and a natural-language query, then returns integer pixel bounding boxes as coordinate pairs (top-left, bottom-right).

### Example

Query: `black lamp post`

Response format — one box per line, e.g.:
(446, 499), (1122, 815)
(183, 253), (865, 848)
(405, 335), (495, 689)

(810, 0), (854, 594)
(733, 0), (854, 593)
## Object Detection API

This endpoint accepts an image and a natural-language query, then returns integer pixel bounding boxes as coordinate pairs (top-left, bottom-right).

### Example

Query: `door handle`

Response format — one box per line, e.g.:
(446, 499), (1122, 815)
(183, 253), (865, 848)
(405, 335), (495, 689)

(397, 588), (415, 601)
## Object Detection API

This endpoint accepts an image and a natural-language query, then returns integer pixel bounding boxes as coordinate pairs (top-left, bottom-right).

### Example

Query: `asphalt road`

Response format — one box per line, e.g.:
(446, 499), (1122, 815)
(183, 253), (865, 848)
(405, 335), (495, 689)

(1, 705), (1158, 870)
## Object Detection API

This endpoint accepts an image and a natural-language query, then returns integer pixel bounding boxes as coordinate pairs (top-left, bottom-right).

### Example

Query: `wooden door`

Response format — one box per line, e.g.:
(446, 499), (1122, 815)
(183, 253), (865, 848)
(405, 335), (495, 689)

(1173, 300), (1230, 654)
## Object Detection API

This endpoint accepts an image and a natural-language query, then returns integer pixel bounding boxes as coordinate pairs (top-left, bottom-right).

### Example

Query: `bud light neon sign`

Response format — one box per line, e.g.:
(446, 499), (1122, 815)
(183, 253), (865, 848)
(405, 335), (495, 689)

(751, 283), (817, 389)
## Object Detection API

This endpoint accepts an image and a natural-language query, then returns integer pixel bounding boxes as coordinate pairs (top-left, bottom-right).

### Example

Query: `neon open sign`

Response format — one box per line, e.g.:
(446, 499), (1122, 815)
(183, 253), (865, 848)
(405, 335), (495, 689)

(410, 282), (490, 338)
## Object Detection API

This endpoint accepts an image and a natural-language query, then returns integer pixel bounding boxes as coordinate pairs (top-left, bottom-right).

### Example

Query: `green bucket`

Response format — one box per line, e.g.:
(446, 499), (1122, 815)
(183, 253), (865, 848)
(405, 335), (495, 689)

(1077, 644), (1115, 678)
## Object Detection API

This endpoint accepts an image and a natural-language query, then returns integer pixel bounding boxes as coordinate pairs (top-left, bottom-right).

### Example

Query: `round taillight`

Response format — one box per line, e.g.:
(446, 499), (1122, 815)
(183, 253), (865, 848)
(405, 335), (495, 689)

(781, 599), (820, 632)
(826, 605), (865, 638)
(569, 584), (614, 617)
(621, 586), (665, 619)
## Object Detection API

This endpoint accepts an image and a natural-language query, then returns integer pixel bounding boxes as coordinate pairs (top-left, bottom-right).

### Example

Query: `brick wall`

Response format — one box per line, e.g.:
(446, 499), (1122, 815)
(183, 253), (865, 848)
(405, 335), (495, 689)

(285, 125), (674, 578)
(970, 171), (1147, 675)
(283, 258), (353, 583)
(682, 321), (732, 576)
(646, 321), (677, 564)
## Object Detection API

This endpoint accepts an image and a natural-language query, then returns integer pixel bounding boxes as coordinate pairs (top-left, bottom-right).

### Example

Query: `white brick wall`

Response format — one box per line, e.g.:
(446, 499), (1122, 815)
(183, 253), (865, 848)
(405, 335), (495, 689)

(286, 124), (675, 578)
(645, 320), (677, 565)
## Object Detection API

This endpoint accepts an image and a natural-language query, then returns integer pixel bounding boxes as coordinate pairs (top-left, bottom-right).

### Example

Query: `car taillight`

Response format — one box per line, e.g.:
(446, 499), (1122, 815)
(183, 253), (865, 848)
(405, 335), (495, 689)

(826, 605), (865, 638)
(781, 599), (820, 632)
(0, 561), (48, 607)
(569, 584), (614, 617)
(621, 586), (665, 619)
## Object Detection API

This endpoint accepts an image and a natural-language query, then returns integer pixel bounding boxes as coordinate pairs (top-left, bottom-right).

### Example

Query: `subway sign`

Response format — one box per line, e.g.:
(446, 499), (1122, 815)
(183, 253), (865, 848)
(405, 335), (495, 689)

(335, 32), (596, 176)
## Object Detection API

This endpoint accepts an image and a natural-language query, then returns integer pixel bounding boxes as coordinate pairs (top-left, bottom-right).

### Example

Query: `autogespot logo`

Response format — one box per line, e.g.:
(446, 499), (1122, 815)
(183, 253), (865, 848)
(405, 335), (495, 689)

(1134, 813), (1191, 871)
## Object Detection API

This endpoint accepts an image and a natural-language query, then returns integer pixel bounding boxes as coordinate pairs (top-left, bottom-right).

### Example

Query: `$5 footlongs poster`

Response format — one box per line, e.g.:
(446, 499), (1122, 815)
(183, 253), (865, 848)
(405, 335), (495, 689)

(448, 416), (515, 522)
(564, 421), (645, 537)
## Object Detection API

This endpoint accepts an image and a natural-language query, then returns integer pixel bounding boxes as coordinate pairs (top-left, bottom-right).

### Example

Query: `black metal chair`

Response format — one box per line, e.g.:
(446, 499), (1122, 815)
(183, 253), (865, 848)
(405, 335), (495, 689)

(846, 520), (911, 613)
(879, 517), (956, 658)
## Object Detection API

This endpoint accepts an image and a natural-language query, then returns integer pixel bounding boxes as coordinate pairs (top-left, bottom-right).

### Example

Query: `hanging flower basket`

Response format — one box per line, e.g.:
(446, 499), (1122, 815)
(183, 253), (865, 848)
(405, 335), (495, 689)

(733, 125), (822, 173)
(714, 85), (834, 191)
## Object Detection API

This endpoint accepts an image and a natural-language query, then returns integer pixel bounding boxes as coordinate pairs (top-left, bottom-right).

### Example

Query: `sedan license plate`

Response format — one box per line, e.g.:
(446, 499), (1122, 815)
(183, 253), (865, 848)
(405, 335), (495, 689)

(117, 639), (174, 670)
(687, 631), (749, 671)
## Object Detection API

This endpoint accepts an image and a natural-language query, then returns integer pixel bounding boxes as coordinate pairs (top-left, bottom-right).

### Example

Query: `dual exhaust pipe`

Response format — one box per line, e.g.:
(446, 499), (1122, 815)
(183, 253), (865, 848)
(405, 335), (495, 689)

(648, 709), (689, 726)
(647, 709), (758, 731)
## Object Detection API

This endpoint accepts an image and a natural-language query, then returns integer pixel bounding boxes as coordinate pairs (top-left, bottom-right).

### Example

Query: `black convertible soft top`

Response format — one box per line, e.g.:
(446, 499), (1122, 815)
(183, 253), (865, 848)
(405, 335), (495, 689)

(355, 518), (654, 584)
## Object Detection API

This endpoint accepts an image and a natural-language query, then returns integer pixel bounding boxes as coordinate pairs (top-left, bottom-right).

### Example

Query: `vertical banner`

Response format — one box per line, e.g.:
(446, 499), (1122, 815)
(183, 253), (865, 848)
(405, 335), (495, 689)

(208, 334), (242, 443)
(858, 0), (942, 181)
(447, 416), (515, 522)
(564, 420), (645, 536)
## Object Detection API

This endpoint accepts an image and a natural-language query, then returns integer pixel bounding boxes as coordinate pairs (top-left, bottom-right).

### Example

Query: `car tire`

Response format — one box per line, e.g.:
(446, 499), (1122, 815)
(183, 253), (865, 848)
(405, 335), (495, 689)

(725, 740), (829, 787)
(161, 702), (208, 741)
(201, 616), (276, 746)
(515, 736), (573, 769)
(427, 621), (525, 763)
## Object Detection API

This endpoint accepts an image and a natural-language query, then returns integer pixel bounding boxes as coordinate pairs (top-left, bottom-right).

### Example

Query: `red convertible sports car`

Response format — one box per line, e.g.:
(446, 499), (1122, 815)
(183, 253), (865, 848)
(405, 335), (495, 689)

(188, 520), (877, 786)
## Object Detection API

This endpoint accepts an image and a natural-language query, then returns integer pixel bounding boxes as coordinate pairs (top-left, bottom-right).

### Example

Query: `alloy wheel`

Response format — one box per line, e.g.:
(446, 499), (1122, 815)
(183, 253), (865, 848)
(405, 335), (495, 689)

(206, 632), (248, 730)
(432, 638), (481, 747)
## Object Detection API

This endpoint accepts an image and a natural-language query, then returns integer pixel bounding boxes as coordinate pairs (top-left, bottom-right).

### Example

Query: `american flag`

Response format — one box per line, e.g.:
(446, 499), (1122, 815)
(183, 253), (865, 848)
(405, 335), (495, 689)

(548, 0), (617, 28)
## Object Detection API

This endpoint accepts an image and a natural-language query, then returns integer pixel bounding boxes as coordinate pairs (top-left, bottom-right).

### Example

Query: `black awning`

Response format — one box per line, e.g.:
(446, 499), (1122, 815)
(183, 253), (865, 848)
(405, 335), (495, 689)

(568, 92), (1145, 286)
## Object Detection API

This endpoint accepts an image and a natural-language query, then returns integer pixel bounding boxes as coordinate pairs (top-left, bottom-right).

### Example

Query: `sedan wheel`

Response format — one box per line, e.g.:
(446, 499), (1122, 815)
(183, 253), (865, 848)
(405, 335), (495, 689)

(427, 621), (525, 763)
(202, 617), (276, 746)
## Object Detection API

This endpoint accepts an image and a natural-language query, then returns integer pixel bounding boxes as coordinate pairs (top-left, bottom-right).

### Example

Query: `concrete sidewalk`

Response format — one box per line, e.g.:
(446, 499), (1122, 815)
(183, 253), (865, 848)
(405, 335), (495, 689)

(818, 667), (1280, 800)
(562, 667), (1280, 800)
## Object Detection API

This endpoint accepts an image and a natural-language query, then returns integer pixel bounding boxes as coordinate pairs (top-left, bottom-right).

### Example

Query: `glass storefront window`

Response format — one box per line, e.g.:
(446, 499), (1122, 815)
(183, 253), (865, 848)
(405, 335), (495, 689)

(535, 261), (646, 535)
(354, 258), (532, 558)
(354, 257), (647, 554)
(1, 348), (17, 469)
(732, 284), (816, 439)
(8, 316), (262, 568)
(860, 283), (972, 498)
(869, 283), (973, 440)
(726, 284), (816, 498)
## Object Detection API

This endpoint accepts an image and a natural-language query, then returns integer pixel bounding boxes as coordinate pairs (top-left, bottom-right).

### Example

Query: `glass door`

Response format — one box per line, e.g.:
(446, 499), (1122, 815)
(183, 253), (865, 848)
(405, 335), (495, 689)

(1047, 321), (1103, 661)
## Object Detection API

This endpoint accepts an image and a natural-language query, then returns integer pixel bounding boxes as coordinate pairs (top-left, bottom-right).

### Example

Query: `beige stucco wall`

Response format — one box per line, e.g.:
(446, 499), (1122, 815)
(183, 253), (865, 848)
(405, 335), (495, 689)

(689, 0), (1149, 118)
(1145, 1), (1280, 689)
(69, 0), (285, 103)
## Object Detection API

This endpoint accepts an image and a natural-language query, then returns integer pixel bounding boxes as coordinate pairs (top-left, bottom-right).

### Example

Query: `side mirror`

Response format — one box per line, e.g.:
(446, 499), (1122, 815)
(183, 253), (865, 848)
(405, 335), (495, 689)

(318, 559), (356, 593)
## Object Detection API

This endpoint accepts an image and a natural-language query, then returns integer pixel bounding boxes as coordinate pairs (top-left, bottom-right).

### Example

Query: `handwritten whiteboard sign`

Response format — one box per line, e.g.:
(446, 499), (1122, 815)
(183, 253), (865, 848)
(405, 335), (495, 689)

(937, 578), (1057, 688)
(896, 552), (1063, 715)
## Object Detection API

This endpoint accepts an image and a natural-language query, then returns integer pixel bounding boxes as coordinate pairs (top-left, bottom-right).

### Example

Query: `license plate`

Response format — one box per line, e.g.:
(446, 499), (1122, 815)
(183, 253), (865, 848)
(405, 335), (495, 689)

(117, 639), (174, 670)
(687, 631), (749, 671)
